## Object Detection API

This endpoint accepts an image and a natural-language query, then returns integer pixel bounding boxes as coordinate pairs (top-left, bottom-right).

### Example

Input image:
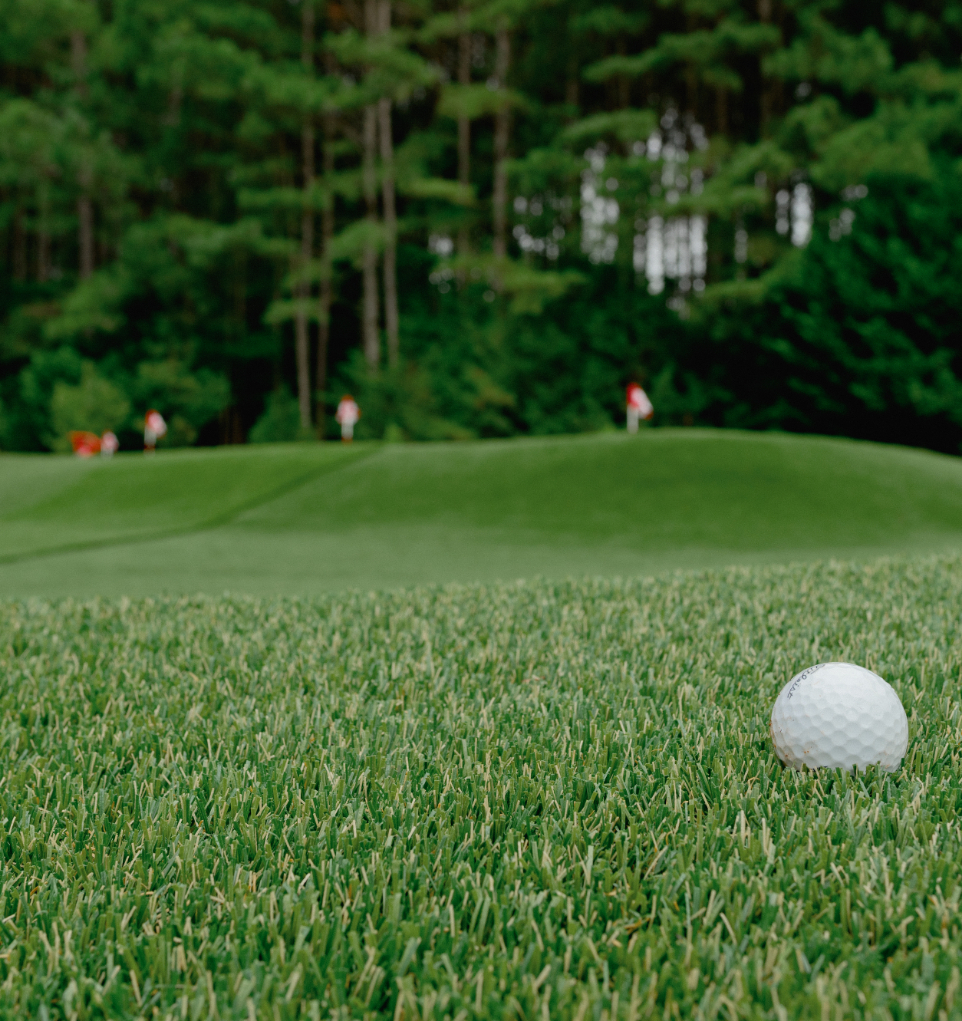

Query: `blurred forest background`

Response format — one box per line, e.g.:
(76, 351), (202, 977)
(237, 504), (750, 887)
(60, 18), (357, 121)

(2, 0), (962, 451)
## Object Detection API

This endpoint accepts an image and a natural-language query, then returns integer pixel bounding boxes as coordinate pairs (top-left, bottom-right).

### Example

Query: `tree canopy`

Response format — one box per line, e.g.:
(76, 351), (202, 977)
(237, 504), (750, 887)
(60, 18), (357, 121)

(2, 0), (961, 451)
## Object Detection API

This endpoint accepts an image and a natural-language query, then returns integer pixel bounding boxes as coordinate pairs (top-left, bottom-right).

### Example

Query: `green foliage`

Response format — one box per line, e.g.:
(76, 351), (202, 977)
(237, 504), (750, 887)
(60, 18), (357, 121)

(691, 166), (962, 452)
(1, 0), (962, 449)
(336, 352), (474, 441)
(561, 109), (659, 146)
(249, 387), (303, 444)
(132, 361), (231, 448)
(49, 361), (130, 451)
(389, 254), (688, 438)
(0, 555), (961, 1015)
(0, 347), (83, 452)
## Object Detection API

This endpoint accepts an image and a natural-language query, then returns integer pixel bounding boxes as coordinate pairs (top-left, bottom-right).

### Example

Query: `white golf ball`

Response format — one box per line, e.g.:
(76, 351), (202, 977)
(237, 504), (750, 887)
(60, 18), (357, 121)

(770, 662), (908, 772)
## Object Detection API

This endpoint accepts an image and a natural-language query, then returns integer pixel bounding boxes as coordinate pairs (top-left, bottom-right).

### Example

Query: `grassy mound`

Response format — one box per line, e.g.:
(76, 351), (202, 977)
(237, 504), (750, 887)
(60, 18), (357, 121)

(1, 555), (960, 1016)
(0, 443), (363, 562)
(3, 430), (962, 594)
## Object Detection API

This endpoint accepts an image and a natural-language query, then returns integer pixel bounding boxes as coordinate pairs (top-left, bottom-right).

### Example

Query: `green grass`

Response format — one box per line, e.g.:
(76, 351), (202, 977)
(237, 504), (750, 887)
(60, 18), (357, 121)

(3, 430), (962, 596)
(0, 444), (364, 564)
(1, 555), (961, 1018)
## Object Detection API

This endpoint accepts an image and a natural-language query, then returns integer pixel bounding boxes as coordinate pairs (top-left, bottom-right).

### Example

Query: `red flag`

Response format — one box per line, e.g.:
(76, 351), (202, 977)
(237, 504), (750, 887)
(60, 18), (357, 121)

(145, 410), (167, 437)
(626, 384), (654, 419)
(70, 431), (101, 457)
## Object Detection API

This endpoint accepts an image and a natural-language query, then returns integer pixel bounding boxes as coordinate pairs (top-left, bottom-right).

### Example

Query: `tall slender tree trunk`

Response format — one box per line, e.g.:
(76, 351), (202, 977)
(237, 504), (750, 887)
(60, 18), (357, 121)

(757, 0), (772, 135)
(715, 87), (729, 135)
(377, 0), (399, 367)
(685, 65), (697, 116)
(295, 0), (316, 431)
(71, 27), (87, 82)
(773, 3), (786, 117)
(361, 0), (381, 370)
(71, 29), (94, 280)
(617, 37), (629, 109)
(457, 7), (471, 262)
(362, 103), (380, 370)
(565, 53), (579, 113)
(13, 209), (26, 282)
(491, 28), (511, 278)
(37, 238), (52, 283)
(77, 182), (94, 280)
(37, 190), (51, 284)
(295, 124), (315, 431)
(317, 109), (335, 436)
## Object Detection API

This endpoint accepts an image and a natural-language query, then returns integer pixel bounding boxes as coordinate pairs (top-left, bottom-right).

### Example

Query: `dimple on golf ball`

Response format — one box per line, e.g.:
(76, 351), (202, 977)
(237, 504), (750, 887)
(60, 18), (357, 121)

(770, 662), (908, 772)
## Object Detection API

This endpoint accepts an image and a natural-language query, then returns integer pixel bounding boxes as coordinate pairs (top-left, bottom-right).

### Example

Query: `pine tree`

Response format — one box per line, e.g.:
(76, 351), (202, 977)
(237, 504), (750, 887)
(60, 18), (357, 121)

(1, 0), (962, 449)
(295, 0), (317, 430)
(456, 2), (472, 262)
(316, 51), (338, 433)
(361, 0), (382, 370)
(70, 8), (95, 280)
(375, 1), (398, 366)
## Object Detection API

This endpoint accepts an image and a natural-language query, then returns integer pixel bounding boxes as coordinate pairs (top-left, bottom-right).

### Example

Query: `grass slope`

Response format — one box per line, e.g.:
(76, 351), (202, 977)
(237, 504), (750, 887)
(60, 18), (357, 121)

(0, 556), (960, 1017)
(0, 443), (365, 562)
(3, 430), (962, 595)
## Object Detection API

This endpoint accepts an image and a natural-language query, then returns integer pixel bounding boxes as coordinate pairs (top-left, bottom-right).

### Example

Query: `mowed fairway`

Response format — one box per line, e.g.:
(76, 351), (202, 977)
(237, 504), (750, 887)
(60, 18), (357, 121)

(3, 430), (962, 596)
(1, 557), (962, 1017)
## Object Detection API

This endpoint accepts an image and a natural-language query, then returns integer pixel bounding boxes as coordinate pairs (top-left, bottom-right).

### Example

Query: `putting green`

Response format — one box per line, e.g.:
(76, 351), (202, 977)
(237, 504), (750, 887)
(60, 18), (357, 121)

(2, 429), (962, 596)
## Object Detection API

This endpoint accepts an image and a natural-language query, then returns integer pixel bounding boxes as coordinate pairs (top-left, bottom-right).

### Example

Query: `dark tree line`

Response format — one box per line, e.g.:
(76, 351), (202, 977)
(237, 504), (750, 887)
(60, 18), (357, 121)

(2, 0), (962, 451)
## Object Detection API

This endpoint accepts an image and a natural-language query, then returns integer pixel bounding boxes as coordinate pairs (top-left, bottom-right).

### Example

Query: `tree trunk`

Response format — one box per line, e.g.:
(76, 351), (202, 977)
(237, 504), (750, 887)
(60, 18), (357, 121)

(13, 209), (26, 283)
(716, 86), (728, 136)
(565, 53), (579, 113)
(77, 187), (94, 281)
(758, 0), (772, 136)
(617, 37), (629, 109)
(317, 109), (335, 436)
(361, 0), (380, 370)
(773, 2), (786, 118)
(295, 125), (315, 431)
(295, 0), (316, 431)
(685, 63), (697, 116)
(72, 29), (94, 280)
(492, 28), (511, 273)
(37, 226), (51, 283)
(457, 7), (471, 261)
(362, 104), (380, 370)
(37, 181), (51, 283)
(70, 30), (87, 85)
(378, 0), (399, 367)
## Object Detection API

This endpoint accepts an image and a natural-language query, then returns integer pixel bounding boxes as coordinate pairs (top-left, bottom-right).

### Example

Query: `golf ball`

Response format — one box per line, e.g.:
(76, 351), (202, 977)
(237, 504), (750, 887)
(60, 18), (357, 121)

(770, 662), (908, 772)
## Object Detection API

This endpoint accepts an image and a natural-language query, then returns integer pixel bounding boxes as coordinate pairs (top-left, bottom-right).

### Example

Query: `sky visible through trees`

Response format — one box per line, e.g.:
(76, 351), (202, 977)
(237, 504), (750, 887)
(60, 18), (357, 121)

(1, 0), (962, 451)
